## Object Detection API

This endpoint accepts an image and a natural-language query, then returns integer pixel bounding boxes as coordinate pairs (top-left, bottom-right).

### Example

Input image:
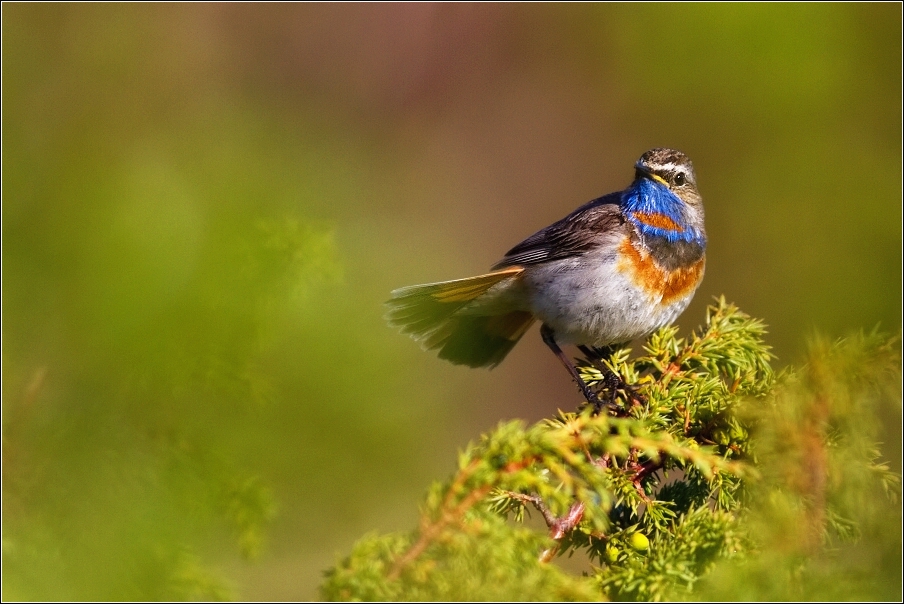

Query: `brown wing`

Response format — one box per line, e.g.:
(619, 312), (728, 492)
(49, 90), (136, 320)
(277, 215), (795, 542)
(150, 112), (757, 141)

(492, 193), (626, 269)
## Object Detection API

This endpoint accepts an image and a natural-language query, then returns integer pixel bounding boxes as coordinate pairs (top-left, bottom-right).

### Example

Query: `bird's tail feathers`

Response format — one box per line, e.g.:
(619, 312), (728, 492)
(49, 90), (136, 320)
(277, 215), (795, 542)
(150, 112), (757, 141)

(385, 268), (535, 368)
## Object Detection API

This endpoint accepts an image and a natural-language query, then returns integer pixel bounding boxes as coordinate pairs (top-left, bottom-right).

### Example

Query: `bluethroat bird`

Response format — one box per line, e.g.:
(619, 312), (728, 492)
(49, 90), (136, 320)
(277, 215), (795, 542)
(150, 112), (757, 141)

(385, 148), (706, 411)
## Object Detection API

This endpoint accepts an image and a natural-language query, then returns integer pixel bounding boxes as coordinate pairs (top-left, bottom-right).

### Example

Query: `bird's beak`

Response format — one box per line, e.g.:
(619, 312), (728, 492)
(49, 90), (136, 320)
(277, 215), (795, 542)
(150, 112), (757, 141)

(634, 165), (669, 187)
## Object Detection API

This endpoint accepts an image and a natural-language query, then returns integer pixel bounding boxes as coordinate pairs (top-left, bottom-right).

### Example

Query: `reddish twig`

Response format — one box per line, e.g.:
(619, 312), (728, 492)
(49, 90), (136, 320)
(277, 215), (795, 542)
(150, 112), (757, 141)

(504, 492), (586, 563)
(388, 481), (492, 581)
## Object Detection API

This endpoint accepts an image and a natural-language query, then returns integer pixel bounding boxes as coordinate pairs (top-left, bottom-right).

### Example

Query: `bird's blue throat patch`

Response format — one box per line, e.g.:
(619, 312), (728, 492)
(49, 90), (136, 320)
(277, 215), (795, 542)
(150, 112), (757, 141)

(622, 178), (705, 245)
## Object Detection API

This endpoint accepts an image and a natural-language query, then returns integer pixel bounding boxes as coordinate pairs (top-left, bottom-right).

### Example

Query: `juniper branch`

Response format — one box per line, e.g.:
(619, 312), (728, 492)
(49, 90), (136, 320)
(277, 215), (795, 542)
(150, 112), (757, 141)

(323, 301), (902, 602)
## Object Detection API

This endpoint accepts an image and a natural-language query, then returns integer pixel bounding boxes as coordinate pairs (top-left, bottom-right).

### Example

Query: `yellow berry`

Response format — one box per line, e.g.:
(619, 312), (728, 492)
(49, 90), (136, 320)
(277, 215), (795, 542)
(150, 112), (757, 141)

(629, 532), (649, 552)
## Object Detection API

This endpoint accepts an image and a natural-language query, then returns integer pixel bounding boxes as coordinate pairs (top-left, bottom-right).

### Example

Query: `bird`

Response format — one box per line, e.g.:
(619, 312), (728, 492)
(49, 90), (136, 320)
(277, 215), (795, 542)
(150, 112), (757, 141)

(385, 148), (706, 410)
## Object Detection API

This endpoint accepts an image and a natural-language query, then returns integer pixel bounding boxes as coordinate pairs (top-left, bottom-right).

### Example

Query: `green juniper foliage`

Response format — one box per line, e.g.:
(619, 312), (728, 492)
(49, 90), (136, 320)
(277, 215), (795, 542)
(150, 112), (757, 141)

(321, 299), (901, 601)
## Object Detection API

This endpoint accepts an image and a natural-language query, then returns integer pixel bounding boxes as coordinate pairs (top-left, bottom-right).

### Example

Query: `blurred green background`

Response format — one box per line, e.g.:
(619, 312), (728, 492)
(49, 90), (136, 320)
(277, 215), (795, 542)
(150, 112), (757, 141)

(3, 4), (900, 600)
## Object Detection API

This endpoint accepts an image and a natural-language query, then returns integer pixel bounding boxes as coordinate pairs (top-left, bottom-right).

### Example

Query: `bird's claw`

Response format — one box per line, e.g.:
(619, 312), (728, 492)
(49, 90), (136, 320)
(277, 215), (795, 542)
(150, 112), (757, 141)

(580, 369), (646, 415)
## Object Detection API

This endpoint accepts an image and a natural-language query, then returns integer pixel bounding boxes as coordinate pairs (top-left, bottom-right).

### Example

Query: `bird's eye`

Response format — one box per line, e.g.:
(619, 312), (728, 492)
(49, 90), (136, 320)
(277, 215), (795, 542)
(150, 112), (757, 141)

(673, 173), (686, 186)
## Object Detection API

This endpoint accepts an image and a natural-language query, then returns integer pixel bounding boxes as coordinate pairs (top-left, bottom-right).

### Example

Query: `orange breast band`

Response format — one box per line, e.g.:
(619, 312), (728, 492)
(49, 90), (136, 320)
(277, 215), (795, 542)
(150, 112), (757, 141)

(617, 238), (705, 305)
(632, 211), (684, 232)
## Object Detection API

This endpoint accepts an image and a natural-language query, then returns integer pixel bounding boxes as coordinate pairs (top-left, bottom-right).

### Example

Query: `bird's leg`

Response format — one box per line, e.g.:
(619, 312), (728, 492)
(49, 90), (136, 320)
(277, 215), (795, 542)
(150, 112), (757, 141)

(577, 344), (616, 370)
(541, 324), (608, 413)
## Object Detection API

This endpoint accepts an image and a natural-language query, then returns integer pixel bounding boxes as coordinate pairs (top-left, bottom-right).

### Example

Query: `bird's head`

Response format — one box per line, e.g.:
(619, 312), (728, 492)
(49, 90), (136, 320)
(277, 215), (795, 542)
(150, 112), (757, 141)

(625, 148), (706, 243)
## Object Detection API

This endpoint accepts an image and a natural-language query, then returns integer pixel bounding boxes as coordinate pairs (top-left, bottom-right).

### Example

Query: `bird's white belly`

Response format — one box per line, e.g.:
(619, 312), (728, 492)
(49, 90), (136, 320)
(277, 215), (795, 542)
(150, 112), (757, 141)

(522, 253), (692, 346)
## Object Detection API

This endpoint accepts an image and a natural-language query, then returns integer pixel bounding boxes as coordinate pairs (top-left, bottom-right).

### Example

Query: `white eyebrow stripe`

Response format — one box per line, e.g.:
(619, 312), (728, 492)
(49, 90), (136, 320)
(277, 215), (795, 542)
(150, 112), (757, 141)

(655, 162), (681, 173)
(636, 159), (695, 183)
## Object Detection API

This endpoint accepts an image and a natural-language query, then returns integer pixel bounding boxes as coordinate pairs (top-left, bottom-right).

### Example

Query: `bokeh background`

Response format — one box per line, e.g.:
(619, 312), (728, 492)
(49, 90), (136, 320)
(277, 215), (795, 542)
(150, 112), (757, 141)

(3, 4), (900, 600)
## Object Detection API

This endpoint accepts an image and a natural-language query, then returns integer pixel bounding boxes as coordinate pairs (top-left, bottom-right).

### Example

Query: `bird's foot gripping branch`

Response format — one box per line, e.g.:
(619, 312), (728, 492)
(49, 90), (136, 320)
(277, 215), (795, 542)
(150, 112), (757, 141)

(322, 298), (901, 602)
